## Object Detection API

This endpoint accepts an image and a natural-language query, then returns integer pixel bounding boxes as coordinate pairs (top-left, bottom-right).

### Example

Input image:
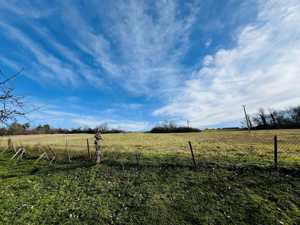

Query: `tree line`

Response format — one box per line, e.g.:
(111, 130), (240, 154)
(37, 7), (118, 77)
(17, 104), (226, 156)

(249, 105), (300, 129)
(0, 122), (124, 136)
(0, 121), (202, 135)
(149, 122), (201, 133)
(1, 106), (299, 136)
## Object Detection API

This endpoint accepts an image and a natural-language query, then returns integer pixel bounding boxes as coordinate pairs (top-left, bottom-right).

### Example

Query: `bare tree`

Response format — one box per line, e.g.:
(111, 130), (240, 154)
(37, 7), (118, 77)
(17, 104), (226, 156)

(291, 106), (300, 124)
(251, 106), (300, 129)
(269, 109), (278, 127)
(253, 108), (269, 128)
(0, 68), (25, 126)
(260, 108), (267, 126)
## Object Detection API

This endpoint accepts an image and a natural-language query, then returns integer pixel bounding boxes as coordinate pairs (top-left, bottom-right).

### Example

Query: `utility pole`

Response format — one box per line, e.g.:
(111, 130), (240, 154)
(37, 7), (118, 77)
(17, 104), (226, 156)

(242, 105), (251, 132)
(187, 120), (190, 128)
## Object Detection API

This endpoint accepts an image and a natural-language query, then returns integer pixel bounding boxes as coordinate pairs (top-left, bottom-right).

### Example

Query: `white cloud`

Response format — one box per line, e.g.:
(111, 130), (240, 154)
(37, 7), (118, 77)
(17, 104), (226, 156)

(0, 21), (82, 86)
(0, 57), (20, 71)
(0, 1), (55, 19)
(202, 55), (214, 67)
(104, 0), (199, 95)
(30, 26), (104, 87)
(72, 117), (150, 131)
(0, 2), (110, 87)
(0, 0), (199, 96)
(30, 109), (151, 131)
(155, 0), (300, 127)
(60, 3), (120, 78)
(205, 39), (212, 48)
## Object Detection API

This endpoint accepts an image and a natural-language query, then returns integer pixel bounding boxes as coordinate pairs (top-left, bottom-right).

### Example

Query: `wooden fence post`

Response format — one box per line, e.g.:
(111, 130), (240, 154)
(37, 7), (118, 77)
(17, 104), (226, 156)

(274, 136), (278, 170)
(95, 141), (101, 164)
(17, 148), (26, 160)
(8, 138), (14, 151)
(47, 146), (56, 165)
(65, 135), (71, 162)
(10, 148), (23, 160)
(188, 141), (197, 169)
(87, 139), (91, 159)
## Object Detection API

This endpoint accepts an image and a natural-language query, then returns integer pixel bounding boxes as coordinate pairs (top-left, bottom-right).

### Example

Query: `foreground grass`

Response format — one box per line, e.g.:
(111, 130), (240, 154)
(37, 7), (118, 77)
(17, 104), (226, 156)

(1, 152), (300, 225)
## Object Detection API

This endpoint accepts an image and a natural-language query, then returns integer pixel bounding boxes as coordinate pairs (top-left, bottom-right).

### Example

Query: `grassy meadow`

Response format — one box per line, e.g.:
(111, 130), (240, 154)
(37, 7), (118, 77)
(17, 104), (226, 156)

(1, 130), (300, 224)
(1, 129), (300, 166)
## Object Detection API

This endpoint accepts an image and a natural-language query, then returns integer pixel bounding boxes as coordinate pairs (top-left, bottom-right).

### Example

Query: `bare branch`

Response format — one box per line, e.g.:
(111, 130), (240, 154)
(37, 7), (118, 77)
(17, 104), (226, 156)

(0, 68), (24, 85)
(0, 67), (26, 126)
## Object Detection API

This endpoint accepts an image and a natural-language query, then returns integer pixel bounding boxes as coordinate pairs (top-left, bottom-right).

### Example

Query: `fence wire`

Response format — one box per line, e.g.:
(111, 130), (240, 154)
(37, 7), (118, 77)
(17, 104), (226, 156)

(1, 131), (300, 169)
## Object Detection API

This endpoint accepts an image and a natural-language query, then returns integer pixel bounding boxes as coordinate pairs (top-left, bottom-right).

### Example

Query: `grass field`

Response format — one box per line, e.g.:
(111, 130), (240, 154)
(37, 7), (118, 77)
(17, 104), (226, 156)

(1, 130), (300, 224)
(1, 129), (300, 166)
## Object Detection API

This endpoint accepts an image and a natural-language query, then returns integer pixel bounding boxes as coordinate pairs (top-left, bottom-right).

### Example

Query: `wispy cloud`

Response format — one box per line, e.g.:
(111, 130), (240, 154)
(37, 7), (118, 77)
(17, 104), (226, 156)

(155, 0), (300, 127)
(0, 0), (199, 96)
(60, 2), (120, 78)
(0, 1), (55, 19)
(30, 109), (151, 131)
(0, 21), (82, 86)
(30, 25), (104, 87)
(105, 0), (199, 95)
(0, 2), (106, 87)
(0, 57), (20, 71)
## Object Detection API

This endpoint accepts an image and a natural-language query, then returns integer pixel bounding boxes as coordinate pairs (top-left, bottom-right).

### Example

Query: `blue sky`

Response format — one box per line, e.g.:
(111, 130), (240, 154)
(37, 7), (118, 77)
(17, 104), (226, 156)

(0, 0), (299, 130)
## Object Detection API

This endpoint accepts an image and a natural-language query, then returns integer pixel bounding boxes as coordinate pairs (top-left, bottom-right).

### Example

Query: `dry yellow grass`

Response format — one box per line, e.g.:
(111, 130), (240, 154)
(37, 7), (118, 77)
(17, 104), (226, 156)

(1, 129), (300, 166)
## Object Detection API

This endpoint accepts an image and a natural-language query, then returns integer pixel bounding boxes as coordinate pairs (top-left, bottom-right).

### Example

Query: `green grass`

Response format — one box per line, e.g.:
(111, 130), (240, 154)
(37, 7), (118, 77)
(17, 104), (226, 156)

(1, 152), (300, 225)
(1, 130), (300, 224)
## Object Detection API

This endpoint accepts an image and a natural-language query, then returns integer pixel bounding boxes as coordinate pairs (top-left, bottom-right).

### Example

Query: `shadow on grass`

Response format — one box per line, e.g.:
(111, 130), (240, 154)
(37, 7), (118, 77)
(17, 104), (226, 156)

(0, 152), (95, 179)
(1, 150), (300, 179)
(101, 151), (300, 177)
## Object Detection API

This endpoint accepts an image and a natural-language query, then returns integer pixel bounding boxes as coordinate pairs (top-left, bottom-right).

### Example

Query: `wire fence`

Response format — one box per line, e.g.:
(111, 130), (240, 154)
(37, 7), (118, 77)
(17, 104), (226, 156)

(1, 132), (300, 169)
